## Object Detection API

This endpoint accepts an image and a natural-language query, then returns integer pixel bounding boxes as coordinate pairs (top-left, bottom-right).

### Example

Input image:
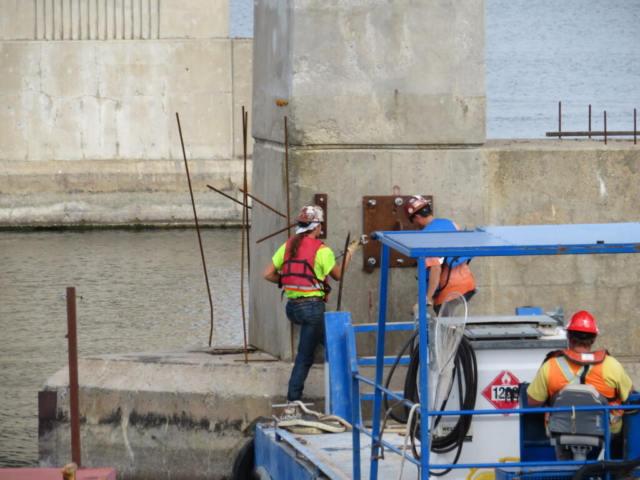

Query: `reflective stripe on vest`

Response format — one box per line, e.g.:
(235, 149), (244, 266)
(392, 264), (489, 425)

(547, 354), (622, 424)
(282, 283), (324, 292)
(555, 356), (585, 384)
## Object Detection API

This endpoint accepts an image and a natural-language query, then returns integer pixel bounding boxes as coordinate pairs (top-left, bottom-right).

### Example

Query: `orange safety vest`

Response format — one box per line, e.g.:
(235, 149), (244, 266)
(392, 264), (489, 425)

(545, 349), (623, 425)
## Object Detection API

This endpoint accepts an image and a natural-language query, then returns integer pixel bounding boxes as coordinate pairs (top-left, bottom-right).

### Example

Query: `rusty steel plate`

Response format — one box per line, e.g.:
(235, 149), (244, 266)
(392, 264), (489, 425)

(362, 195), (433, 273)
(315, 193), (328, 239)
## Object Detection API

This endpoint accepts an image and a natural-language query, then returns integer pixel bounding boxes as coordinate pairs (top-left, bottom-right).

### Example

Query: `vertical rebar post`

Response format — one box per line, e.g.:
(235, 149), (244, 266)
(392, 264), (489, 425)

(240, 107), (249, 364)
(588, 105), (592, 139)
(242, 108), (250, 275)
(175, 113), (215, 346)
(604, 111), (608, 145)
(66, 286), (82, 467)
(337, 232), (351, 312)
(284, 116), (294, 362)
(634, 109), (637, 145)
(558, 102), (562, 139)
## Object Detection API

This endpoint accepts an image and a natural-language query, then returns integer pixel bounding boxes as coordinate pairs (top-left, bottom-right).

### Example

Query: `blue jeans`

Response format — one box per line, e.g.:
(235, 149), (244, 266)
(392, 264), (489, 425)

(285, 300), (326, 402)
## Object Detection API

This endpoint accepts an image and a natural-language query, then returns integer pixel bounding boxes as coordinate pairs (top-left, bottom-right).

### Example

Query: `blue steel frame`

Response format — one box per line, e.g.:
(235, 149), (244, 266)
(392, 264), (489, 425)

(351, 223), (640, 480)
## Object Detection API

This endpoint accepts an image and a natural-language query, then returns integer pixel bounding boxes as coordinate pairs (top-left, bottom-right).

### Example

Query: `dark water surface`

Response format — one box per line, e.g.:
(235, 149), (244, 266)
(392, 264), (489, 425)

(0, 229), (247, 467)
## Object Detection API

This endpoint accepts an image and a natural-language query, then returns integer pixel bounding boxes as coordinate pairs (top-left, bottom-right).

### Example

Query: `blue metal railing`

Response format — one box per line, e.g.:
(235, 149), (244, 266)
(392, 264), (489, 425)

(345, 229), (640, 480)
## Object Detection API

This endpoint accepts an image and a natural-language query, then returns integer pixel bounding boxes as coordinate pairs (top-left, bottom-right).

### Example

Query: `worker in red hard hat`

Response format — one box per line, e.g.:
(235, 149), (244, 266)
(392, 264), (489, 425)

(527, 311), (634, 459)
(403, 195), (476, 313)
(263, 204), (363, 402)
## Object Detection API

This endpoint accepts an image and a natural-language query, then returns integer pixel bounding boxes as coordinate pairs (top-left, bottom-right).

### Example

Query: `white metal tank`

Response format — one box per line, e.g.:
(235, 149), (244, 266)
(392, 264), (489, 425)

(429, 312), (566, 479)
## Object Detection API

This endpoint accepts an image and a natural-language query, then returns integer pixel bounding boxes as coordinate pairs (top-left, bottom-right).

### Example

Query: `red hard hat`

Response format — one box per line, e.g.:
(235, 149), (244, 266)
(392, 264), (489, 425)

(566, 310), (599, 334)
(296, 204), (324, 223)
(403, 195), (432, 218)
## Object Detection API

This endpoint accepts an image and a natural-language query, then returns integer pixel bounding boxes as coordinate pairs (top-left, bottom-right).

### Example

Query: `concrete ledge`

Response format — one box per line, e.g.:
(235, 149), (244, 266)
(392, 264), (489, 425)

(39, 349), (324, 480)
(0, 159), (251, 225)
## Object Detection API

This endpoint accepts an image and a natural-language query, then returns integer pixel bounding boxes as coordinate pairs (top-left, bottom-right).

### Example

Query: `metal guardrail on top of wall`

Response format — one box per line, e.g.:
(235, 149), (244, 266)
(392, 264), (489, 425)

(35, 0), (161, 41)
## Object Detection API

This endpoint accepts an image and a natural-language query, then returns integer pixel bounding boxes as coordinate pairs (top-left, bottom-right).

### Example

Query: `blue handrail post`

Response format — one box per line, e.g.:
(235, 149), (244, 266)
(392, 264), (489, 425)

(370, 244), (391, 480)
(347, 324), (362, 480)
(418, 256), (430, 479)
(604, 409), (611, 480)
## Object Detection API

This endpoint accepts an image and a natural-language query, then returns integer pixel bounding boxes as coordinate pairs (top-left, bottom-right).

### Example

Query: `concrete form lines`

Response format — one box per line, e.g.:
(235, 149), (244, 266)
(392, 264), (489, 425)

(33, 0), (158, 40)
(252, 138), (485, 151)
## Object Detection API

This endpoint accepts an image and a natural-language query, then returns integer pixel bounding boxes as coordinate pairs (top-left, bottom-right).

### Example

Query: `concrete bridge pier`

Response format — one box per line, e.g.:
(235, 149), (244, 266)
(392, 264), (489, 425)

(250, 0), (487, 360)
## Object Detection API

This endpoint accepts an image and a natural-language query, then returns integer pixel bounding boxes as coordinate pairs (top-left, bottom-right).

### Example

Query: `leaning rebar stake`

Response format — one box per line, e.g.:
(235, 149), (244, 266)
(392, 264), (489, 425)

(284, 116), (295, 363)
(239, 107), (249, 364)
(238, 189), (286, 218)
(256, 222), (299, 244)
(336, 232), (351, 312)
(207, 185), (252, 209)
(175, 113), (215, 346)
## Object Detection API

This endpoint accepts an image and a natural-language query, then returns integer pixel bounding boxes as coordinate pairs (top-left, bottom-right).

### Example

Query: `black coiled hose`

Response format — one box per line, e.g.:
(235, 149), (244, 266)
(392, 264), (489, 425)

(571, 457), (640, 480)
(383, 332), (478, 475)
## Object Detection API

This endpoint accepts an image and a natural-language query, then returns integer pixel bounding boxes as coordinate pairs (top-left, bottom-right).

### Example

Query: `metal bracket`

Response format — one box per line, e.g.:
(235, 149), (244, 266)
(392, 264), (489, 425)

(315, 193), (328, 239)
(362, 195), (433, 273)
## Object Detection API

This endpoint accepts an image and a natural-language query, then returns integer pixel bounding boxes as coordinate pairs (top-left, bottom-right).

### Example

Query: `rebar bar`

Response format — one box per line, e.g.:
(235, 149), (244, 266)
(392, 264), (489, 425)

(66, 286), (81, 467)
(256, 222), (299, 244)
(243, 108), (251, 275)
(240, 106), (249, 364)
(175, 112), (215, 346)
(558, 102), (562, 140)
(604, 111), (608, 145)
(337, 232), (350, 312)
(206, 185), (251, 208)
(238, 189), (286, 218)
(546, 131), (638, 138)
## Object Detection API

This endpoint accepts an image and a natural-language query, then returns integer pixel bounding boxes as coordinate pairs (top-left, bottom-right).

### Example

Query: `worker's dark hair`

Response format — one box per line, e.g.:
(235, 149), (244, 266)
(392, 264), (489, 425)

(567, 330), (597, 349)
(413, 205), (433, 218)
(289, 222), (312, 258)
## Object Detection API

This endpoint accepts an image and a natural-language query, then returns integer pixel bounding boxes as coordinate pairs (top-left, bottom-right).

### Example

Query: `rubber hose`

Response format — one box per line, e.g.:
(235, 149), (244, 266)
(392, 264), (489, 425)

(383, 328), (419, 423)
(383, 334), (478, 474)
(571, 457), (640, 480)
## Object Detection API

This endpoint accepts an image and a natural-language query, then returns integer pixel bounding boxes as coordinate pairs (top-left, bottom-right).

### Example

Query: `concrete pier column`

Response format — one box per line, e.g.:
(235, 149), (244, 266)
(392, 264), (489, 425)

(250, 0), (486, 359)
(252, 0), (486, 147)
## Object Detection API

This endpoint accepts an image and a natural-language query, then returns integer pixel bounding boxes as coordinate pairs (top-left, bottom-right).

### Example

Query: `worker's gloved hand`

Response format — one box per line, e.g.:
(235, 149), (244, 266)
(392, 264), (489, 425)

(347, 238), (363, 255)
(411, 300), (433, 314)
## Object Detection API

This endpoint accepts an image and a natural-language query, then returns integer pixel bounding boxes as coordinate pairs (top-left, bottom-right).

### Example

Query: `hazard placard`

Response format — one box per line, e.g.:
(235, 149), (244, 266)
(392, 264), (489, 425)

(481, 371), (520, 415)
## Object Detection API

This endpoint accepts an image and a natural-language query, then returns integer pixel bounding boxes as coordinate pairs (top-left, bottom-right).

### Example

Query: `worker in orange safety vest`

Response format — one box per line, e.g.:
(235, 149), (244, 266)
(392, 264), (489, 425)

(527, 310), (634, 459)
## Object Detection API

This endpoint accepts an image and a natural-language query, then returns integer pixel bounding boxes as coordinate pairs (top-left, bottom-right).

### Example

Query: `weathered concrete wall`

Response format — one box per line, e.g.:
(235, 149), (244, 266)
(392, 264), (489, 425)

(0, 0), (229, 41)
(0, 0), (254, 226)
(483, 139), (640, 357)
(250, 144), (489, 359)
(250, 140), (640, 360)
(252, 0), (486, 147)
